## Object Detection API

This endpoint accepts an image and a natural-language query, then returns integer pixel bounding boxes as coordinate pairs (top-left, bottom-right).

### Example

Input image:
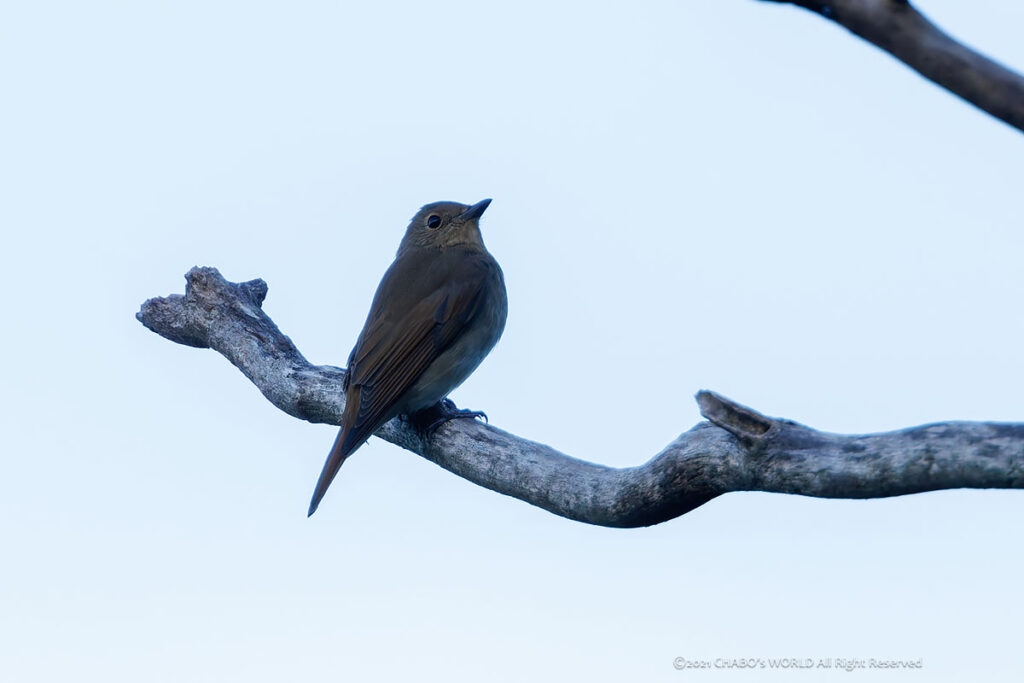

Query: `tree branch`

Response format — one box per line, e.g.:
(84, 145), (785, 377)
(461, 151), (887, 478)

(761, 0), (1024, 133)
(137, 268), (1024, 527)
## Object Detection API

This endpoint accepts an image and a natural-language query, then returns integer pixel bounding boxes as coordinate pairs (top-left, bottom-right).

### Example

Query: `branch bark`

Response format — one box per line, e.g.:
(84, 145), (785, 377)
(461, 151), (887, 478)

(137, 267), (1024, 527)
(761, 0), (1024, 133)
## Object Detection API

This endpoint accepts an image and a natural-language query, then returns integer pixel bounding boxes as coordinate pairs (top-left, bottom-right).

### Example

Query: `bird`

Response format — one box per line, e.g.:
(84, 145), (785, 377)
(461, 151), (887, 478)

(307, 198), (507, 516)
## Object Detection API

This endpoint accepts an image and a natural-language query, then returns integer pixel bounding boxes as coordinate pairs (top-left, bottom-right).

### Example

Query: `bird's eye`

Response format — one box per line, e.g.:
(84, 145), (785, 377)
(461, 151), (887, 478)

(426, 215), (442, 229)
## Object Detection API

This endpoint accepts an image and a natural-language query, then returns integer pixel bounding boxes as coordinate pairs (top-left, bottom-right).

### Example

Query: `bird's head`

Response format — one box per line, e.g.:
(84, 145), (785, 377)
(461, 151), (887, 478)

(398, 199), (492, 253)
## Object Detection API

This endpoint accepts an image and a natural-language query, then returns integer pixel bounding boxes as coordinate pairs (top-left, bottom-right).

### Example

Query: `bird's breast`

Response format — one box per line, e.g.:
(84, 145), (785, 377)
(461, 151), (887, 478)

(398, 264), (507, 414)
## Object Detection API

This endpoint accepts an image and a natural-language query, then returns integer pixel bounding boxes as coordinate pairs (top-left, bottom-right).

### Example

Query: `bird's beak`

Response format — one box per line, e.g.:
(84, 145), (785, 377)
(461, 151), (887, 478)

(460, 198), (492, 221)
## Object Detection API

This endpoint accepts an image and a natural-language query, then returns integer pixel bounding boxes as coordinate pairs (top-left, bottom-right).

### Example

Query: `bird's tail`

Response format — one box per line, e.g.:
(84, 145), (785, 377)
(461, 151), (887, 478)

(307, 426), (357, 517)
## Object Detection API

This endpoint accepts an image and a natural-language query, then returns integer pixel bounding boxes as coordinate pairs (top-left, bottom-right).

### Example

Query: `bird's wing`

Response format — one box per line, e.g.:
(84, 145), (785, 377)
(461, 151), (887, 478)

(340, 251), (494, 453)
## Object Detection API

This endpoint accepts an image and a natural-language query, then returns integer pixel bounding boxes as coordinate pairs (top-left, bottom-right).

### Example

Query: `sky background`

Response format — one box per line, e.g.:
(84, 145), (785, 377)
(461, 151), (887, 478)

(2, 1), (1023, 681)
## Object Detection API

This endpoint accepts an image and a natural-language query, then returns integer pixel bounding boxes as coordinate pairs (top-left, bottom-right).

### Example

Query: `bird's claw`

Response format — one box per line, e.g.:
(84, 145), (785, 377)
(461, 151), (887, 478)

(403, 398), (488, 439)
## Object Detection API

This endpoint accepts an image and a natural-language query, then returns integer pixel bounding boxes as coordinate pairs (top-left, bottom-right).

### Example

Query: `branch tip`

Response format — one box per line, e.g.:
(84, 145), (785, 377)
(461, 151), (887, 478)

(696, 390), (774, 440)
(240, 279), (269, 308)
(185, 266), (227, 294)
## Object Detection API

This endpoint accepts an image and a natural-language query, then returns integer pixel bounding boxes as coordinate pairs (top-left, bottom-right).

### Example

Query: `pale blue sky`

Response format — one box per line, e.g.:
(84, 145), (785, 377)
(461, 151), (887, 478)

(2, 1), (1023, 681)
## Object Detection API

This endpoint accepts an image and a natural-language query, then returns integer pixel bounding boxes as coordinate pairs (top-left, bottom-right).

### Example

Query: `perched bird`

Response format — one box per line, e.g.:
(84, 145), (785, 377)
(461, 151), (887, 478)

(308, 199), (507, 516)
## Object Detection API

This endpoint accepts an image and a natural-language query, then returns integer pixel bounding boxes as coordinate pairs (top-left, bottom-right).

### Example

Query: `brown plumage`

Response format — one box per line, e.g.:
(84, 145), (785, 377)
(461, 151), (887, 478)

(308, 199), (507, 516)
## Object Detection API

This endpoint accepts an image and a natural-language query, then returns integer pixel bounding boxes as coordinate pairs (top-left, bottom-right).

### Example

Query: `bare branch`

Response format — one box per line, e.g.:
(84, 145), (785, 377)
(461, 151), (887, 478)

(138, 268), (1024, 527)
(761, 0), (1024, 133)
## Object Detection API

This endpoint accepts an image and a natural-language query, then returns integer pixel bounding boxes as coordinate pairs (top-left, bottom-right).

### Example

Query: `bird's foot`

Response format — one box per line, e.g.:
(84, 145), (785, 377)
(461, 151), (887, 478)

(403, 398), (488, 439)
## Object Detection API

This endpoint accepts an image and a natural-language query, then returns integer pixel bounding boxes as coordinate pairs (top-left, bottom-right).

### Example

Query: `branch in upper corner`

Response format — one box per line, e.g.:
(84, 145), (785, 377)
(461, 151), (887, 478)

(137, 268), (1024, 527)
(760, 0), (1024, 133)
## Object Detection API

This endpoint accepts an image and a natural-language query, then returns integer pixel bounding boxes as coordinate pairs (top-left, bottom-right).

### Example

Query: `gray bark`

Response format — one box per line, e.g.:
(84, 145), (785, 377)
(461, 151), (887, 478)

(137, 267), (1024, 527)
(761, 0), (1024, 133)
